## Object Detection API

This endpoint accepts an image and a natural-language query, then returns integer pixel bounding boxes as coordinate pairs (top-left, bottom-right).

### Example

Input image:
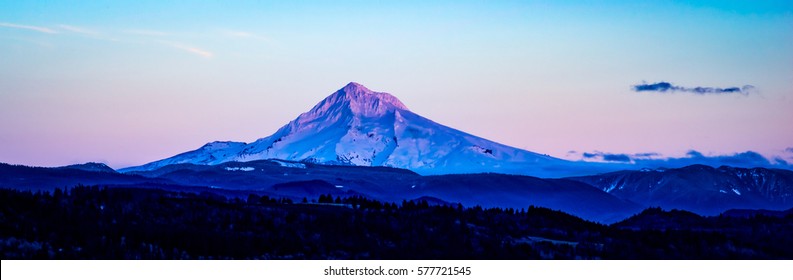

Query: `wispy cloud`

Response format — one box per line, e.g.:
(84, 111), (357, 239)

(0, 22), (57, 34)
(632, 81), (755, 95)
(57, 24), (98, 35)
(168, 43), (213, 58)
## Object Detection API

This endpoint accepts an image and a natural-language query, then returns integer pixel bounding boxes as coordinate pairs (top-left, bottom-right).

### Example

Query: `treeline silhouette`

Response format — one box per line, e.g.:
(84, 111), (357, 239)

(1, 186), (791, 259)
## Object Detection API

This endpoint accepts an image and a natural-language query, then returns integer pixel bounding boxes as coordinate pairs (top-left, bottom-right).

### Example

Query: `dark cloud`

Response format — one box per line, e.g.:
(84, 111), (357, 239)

(633, 152), (660, 158)
(719, 151), (769, 165)
(603, 154), (631, 162)
(634, 82), (675, 92)
(632, 81), (755, 95)
(581, 151), (650, 163)
(786, 147), (793, 153)
(686, 150), (705, 158)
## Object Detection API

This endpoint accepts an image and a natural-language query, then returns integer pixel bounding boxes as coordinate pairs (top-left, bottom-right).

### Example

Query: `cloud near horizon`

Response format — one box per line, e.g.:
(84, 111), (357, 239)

(633, 81), (755, 95)
(582, 152), (630, 162)
(575, 150), (789, 170)
(580, 151), (660, 163)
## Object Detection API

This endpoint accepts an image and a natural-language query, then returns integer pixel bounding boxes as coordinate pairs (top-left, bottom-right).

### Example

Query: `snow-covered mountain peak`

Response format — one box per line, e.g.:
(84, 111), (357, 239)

(122, 82), (591, 177)
(306, 82), (408, 119)
(341, 81), (370, 94)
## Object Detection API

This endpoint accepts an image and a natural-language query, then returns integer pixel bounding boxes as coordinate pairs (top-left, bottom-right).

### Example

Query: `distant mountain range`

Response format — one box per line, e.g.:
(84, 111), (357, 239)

(120, 82), (616, 178)
(570, 165), (793, 215)
(0, 161), (639, 223)
(4, 161), (793, 223)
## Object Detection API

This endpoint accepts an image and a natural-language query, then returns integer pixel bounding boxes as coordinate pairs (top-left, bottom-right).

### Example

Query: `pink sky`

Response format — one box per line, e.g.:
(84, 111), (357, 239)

(1, 1), (791, 168)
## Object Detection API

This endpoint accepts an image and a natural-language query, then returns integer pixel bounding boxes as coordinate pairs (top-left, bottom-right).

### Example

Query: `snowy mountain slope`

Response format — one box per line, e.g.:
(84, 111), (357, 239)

(123, 141), (248, 172)
(121, 82), (593, 177)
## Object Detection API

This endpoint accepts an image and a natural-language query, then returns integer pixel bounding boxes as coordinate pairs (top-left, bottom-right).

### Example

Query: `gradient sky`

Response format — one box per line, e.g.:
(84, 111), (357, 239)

(1, 0), (792, 168)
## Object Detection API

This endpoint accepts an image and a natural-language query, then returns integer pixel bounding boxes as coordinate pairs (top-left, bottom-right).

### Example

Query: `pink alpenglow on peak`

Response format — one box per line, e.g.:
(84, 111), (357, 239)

(307, 82), (409, 118)
(121, 82), (602, 177)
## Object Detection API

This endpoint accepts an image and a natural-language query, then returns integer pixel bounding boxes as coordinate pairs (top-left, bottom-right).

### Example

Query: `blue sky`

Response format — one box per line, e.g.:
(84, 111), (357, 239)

(1, 1), (792, 168)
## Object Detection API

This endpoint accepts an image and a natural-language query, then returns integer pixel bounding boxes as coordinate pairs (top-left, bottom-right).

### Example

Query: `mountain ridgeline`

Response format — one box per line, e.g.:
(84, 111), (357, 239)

(570, 165), (793, 215)
(4, 161), (793, 223)
(1, 161), (639, 223)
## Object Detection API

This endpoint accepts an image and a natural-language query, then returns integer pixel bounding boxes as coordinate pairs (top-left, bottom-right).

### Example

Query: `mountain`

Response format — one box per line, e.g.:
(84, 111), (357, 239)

(568, 165), (793, 216)
(59, 162), (117, 173)
(121, 82), (604, 177)
(612, 207), (708, 231)
(0, 162), (172, 192)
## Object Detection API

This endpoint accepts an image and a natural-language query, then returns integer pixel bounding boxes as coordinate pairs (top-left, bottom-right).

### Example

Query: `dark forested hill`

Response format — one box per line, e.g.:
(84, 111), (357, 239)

(1, 186), (791, 260)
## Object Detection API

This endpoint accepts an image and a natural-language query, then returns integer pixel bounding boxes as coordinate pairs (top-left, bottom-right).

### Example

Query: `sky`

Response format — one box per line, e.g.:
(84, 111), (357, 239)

(1, 0), (792, 168)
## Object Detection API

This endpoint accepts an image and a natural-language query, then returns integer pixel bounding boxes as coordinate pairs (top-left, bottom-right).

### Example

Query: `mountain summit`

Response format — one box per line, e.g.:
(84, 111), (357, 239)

(316, 82), (409, 117)
(122, 82), (589, 176)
